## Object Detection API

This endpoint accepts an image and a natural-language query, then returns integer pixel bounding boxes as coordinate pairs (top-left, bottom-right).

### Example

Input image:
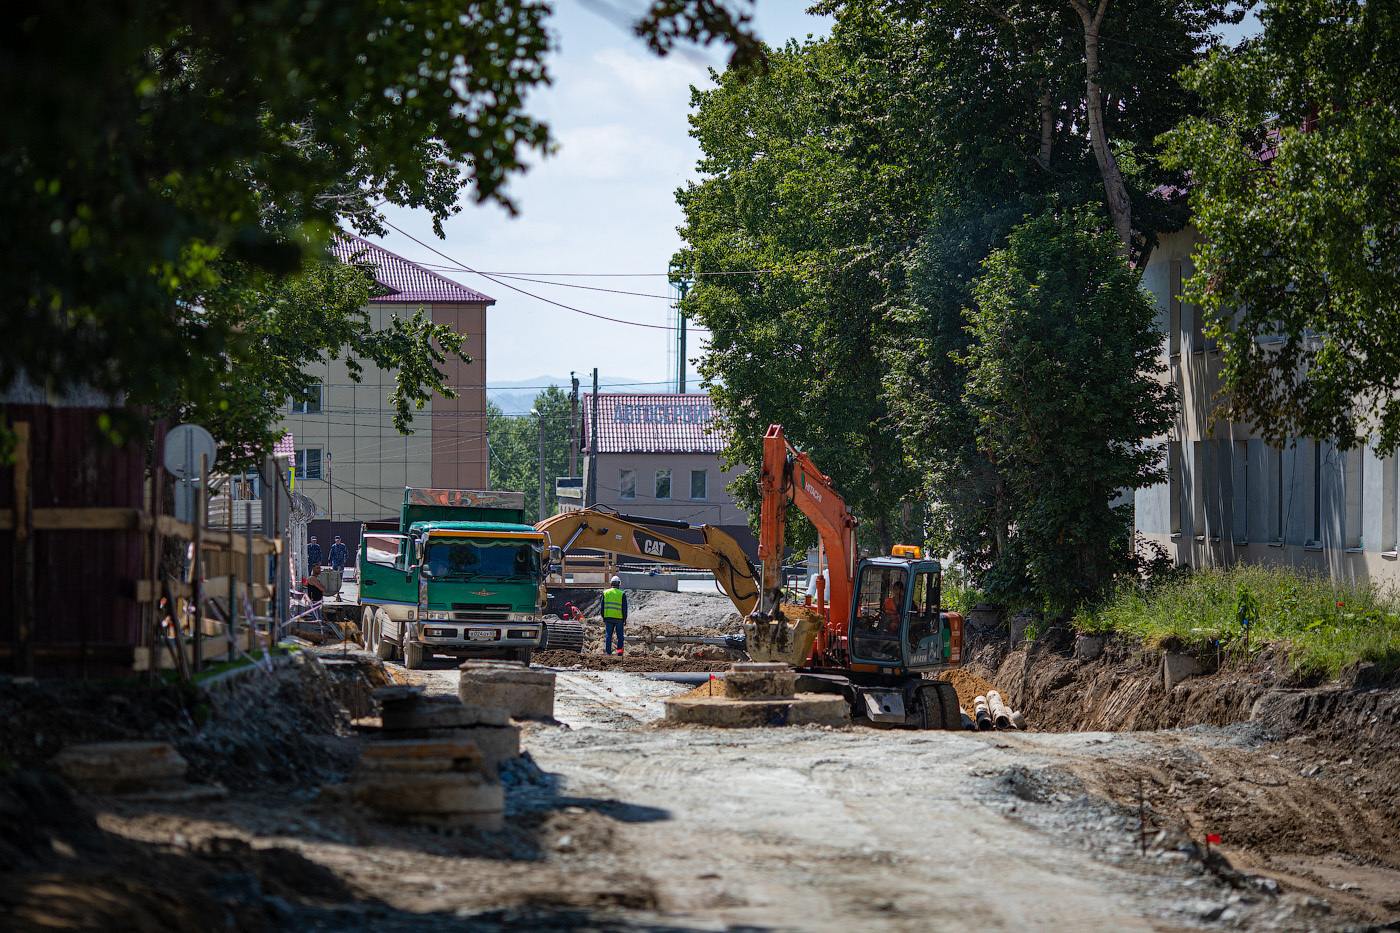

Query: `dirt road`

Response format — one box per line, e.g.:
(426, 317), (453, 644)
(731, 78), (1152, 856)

(23, 653), (1392, 932)
(385, 661), (1393, 932)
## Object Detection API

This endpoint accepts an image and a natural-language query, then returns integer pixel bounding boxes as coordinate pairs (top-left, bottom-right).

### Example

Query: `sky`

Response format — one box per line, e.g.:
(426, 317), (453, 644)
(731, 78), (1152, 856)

(376, 2), (834, 406)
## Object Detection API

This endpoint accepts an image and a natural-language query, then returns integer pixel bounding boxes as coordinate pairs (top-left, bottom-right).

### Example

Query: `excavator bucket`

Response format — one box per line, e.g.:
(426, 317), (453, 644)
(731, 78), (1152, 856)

(743, 605), (822, 666)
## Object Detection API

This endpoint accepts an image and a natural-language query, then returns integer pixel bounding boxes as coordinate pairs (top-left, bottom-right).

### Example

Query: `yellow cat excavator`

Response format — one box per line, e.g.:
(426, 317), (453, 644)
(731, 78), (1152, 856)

(535, 508), (760, 617)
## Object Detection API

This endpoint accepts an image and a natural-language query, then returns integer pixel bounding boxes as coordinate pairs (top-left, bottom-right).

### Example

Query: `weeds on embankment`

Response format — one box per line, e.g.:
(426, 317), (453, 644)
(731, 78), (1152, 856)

(1077, 565), (1400, 677)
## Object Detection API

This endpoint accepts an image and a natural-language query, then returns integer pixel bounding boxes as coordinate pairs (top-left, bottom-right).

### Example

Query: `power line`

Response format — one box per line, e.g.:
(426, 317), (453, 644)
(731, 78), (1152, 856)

(380, 219), (711, 334)
(416, 265), (677, 300)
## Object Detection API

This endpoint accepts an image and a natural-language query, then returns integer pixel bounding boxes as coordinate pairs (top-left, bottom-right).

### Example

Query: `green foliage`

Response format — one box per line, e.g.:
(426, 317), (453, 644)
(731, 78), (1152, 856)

(959, 208), (1176, 611)
(1, 0), (756, 462)
(675, 40), (920, 551)
(170, 258), (465, 470)
(1161, 0), (1400, 451)
(487, 387), (575, 523)
(1081, 565), (1400, 676)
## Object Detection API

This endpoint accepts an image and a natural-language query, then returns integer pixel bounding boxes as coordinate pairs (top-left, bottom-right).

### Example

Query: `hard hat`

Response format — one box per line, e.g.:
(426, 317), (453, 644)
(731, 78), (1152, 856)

(611, 575), (621, 585)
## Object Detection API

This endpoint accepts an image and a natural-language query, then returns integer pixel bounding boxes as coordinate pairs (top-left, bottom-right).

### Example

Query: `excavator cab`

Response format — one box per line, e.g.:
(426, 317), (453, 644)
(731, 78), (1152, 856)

(848, 557), (951, 672)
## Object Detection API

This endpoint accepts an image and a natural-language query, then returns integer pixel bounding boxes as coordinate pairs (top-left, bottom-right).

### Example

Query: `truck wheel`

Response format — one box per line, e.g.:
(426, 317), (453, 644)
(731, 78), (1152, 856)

(403, 637), (425, 670)
(511, 647), (532, 666)
(373, 611), (395, 661)
(916, 682), (962, 731)
(360, 608), (377, 651)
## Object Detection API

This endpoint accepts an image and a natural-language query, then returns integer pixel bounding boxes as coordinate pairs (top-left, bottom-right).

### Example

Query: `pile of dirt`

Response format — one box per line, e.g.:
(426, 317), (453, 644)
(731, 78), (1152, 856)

(680, 676), (726, 699)
(532, 651), (730, 673)
(931, 668), (1003, 714)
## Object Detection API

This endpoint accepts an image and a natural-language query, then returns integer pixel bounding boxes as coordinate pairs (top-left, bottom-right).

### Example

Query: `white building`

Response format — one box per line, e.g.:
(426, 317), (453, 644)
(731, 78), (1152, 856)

(1134, 227), (1400, 583)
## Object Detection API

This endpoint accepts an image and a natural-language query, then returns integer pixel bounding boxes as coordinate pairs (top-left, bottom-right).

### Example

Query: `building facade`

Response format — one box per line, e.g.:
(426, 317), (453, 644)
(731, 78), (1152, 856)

(1134, 227), (1400, 584)
(278, 234), (494, 523)
(571, 393), (754, 550)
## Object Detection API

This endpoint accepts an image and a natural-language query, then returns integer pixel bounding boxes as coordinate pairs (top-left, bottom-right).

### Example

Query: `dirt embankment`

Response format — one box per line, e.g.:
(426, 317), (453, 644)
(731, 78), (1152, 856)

(961, 628), (1400, 917)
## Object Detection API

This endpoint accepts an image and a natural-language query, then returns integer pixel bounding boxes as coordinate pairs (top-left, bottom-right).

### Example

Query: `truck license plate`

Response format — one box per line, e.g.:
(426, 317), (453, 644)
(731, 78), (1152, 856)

(468, 629), (496, 641)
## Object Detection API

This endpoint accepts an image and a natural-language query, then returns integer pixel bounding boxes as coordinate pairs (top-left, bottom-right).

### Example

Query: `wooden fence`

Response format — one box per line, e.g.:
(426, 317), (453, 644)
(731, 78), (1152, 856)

(2, 406), (285, 679)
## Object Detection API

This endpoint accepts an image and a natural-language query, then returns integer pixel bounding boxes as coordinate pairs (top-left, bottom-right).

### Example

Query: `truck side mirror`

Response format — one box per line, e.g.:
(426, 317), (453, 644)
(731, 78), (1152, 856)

(549, 545), (562, 562)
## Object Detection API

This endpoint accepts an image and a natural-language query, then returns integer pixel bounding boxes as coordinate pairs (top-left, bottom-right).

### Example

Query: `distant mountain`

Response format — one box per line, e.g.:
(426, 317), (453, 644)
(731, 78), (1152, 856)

(487, 375), (692, 416)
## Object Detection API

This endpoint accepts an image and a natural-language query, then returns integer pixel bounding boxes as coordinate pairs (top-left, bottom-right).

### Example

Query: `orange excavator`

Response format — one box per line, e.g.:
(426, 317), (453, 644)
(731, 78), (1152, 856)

(746, 424), (966, 729)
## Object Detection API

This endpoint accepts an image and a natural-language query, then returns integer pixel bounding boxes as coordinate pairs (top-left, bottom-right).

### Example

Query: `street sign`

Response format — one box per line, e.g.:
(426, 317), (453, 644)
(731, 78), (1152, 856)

(163, 424), (217, 480)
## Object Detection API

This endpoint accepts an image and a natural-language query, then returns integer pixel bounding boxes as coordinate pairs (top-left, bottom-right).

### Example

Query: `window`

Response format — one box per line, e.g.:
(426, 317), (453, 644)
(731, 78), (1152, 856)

(291, 383), (322, 414)
(1232, 441), (1248, 542)
(1311, 440), (1323, 545)
(296, 448), (322, 480)
(1168, 260), (1182, 356)
(1345, 447), (1363, 549)
(1168, 441), (1183, 534)
(690, 469), (708, 500)
(1269, 445), (1284, 542)
(619, 469), (636, 500)
(654, 469), (672, 500)
(1384, 454), (1398, 553)
(1192, 441), (1207, 537)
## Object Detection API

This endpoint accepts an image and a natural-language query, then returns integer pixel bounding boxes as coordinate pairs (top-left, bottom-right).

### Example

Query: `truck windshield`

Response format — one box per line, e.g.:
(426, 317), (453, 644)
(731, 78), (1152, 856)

(422, 538), (541, 581)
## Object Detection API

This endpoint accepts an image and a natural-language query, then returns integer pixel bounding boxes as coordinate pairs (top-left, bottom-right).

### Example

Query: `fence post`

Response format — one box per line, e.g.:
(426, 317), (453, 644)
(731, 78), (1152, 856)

(12, 422), (34, 676)
(193, 453), (206, 674)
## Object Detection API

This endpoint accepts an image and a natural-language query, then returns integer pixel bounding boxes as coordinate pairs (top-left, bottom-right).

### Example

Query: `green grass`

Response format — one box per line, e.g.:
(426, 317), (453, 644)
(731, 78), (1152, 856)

(1077, 564), (1400, 677)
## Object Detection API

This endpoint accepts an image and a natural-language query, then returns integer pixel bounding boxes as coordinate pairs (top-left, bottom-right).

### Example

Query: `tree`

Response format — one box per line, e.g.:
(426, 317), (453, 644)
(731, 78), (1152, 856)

(487, 386), (574, 522)
(959, 208), (1175, 609)
(2, 0), (758, 460)
(170, 256), (465, 470)
(1161, 0), (1400, 451)
(675, 41), (921, 552)
(819, 0), (1229, 262)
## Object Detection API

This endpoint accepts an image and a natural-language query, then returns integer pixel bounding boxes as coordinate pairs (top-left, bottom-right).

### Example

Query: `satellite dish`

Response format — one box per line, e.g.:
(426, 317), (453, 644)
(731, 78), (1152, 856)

(164, 424), (218, 479)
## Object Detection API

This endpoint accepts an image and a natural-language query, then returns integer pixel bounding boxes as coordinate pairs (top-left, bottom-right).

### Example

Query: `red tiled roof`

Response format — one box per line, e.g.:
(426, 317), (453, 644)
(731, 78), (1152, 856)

(582, 394), (724, 454)
(330, 233), (494, 305)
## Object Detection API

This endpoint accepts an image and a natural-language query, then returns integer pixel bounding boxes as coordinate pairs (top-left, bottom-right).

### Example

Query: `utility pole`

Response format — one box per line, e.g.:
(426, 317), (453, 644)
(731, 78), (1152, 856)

(669, 260), (692, 393)
(326, 452), (333, 522)
(533, 407), (547, 521)
(587, 368), (599, 507)
(569, 372), (579, 477)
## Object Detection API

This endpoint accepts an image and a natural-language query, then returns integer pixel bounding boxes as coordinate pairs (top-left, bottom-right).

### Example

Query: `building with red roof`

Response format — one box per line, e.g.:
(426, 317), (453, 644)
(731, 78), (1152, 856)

(566, 392), (754, 550)
(280, 233), (494, 524)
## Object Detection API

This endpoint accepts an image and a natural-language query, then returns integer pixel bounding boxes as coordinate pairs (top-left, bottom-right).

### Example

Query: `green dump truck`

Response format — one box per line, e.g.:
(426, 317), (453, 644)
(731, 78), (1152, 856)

(357, 488), (552, 669)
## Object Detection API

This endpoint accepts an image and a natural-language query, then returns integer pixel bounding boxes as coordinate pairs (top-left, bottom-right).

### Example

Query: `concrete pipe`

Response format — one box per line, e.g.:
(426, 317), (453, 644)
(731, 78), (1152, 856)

(987, 690), (1013, 729)
(1010, 711), (1026, 730)
(973, 696), (994, 731)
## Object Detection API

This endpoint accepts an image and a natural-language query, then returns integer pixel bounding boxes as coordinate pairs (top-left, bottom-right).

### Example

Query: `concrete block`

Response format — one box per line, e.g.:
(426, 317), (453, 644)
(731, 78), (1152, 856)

(51, 742), (187, 793)
(362, 738), (485, 767)
(618, 572), (678, 591)
(459, 661), (555, 721)
(967, 603), (1004, 632)
(1162, 652), (1200, 690)
(381, 697), (509, 731)
(664, 693), (849, 728)
(1075, 635), (1106, 661)
(349, 771), (504, 830)
(364, 728), (519, 775)
(724, 662), (795, 700)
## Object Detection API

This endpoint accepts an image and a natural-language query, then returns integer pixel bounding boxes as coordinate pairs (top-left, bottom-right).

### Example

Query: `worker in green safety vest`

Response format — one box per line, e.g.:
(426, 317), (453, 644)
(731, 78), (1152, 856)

(602, 576), (628, 656)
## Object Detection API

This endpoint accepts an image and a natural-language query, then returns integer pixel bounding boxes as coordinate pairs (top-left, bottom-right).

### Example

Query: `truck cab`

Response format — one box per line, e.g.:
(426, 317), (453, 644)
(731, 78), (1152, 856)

(358, 488), (549, 669)
(846, 553), (961, 674)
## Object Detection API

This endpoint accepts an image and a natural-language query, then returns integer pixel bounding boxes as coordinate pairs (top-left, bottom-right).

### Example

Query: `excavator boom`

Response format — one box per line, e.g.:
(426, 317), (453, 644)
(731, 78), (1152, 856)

(536, 509), (760, 617)
(749, 424), (859, 666)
